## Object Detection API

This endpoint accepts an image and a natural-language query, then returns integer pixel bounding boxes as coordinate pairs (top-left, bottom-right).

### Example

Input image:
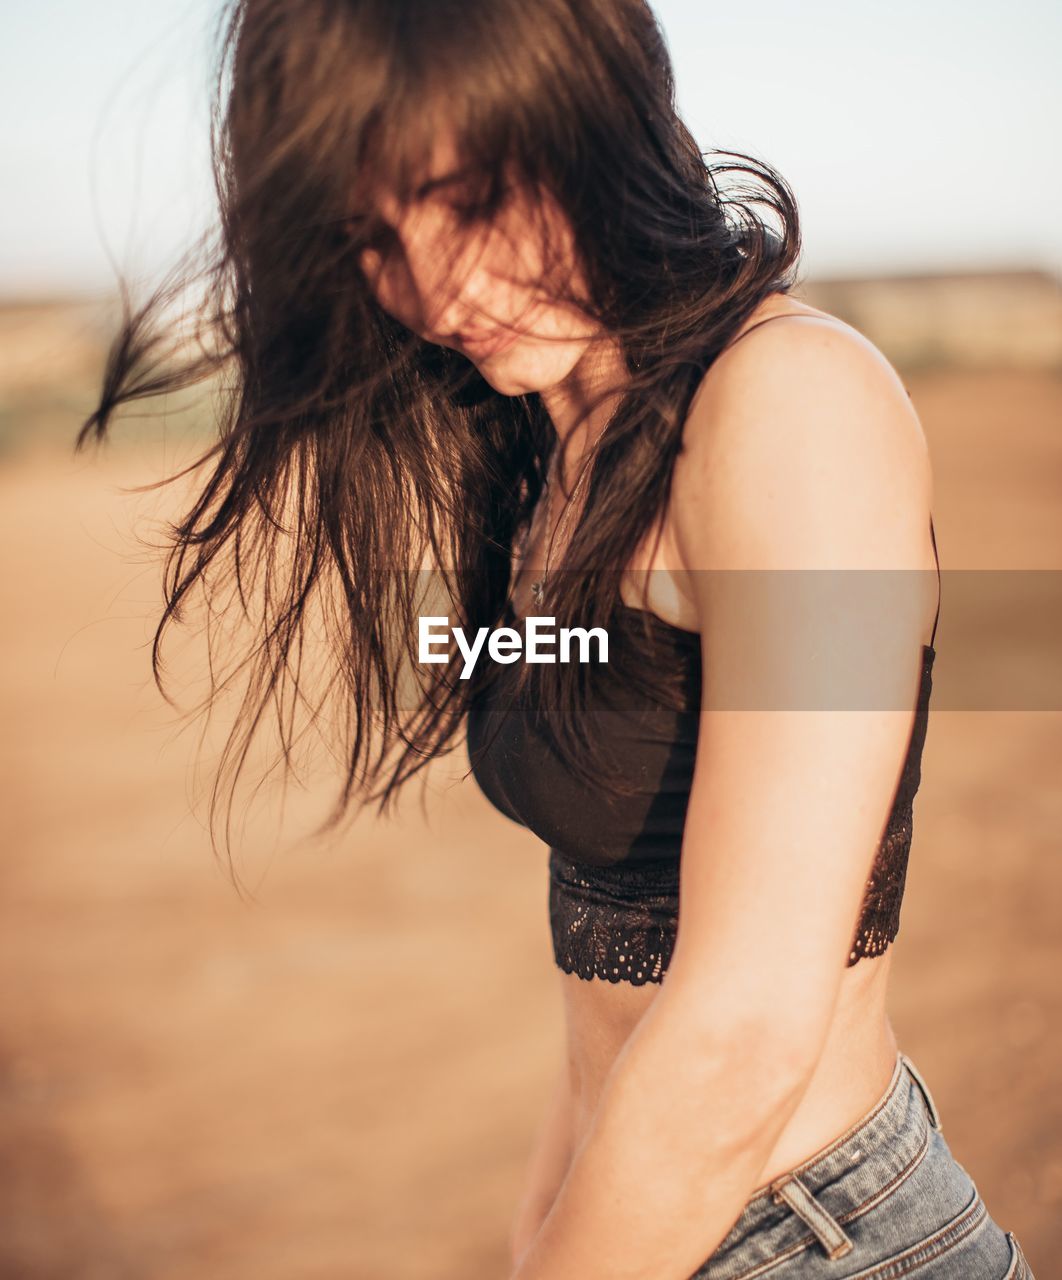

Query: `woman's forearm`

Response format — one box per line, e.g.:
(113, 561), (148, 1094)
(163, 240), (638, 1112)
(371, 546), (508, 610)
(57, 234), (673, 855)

(508, 1061), (578, 1268)
(509, 984), (816, 1280)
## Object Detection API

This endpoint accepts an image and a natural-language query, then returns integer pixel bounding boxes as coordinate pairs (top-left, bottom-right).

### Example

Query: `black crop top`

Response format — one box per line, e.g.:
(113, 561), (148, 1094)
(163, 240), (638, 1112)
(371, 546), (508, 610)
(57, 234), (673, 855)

(467, 521), (941, 985)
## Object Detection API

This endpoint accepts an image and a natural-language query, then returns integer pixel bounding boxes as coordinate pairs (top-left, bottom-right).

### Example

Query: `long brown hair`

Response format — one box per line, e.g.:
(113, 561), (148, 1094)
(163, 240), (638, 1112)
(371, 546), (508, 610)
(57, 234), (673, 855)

(77, 0), (803, 877)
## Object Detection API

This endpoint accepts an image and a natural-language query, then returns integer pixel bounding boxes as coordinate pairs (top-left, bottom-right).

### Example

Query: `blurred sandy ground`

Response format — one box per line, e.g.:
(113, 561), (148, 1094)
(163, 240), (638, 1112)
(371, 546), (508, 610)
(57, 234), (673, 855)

(1, 278), (1060, 1279)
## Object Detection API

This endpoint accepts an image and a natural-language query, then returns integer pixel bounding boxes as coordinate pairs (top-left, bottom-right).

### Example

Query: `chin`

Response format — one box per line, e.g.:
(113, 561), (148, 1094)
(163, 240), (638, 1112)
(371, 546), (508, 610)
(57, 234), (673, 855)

(474, 342), (584, 396)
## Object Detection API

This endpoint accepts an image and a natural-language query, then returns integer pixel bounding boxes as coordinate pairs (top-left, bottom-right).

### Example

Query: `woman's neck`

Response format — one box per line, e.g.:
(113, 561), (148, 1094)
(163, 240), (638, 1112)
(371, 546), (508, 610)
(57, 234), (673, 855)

(537, 335), (629, 490)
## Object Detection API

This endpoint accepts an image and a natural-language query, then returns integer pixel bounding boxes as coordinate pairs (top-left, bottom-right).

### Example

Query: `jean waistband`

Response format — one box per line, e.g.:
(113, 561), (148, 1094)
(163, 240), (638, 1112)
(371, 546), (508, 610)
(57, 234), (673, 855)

(713, 1050), (944, 1264)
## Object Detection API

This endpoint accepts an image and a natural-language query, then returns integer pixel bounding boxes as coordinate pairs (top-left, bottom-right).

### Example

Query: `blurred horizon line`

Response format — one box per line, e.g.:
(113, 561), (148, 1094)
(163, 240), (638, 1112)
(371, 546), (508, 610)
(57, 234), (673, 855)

(0, 259), (1059, 311)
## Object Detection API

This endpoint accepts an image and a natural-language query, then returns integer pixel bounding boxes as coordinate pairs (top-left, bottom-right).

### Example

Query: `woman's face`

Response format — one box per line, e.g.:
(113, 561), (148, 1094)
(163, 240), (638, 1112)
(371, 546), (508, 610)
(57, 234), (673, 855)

(353, 135), (604, 395)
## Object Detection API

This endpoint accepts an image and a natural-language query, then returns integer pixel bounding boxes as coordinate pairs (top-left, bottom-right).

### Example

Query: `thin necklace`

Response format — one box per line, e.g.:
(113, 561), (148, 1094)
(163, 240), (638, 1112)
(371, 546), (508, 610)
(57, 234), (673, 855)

(528, 446), (597, 609)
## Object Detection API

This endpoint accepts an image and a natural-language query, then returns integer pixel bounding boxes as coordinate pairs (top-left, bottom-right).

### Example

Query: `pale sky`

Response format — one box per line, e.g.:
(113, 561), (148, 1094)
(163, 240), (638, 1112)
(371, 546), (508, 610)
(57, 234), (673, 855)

(1, 0), (1059, 296)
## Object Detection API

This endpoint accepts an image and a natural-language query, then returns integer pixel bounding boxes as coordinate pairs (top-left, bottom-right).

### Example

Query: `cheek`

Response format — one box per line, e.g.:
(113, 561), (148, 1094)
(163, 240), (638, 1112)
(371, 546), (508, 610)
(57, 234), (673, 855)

(520, 200), (584, 294)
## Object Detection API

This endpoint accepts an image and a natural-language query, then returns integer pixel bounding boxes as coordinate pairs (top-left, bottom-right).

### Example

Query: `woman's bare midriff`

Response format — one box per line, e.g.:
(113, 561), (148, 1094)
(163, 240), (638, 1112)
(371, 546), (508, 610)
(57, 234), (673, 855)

(558, 949), (901, 1193)
(511, 291), (934, 1207)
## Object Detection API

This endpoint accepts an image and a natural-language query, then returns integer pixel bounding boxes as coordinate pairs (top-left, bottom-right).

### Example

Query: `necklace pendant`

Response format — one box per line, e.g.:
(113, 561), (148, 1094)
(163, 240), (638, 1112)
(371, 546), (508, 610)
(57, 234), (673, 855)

(530, 578), (545, 607)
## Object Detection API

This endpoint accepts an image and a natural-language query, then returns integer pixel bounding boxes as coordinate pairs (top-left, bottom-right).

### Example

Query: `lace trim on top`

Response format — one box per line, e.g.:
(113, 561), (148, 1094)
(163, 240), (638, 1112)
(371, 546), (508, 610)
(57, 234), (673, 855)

(549, 818), (914, 984)
(845, 805), (914, 964)
(549, 850), (679, 985)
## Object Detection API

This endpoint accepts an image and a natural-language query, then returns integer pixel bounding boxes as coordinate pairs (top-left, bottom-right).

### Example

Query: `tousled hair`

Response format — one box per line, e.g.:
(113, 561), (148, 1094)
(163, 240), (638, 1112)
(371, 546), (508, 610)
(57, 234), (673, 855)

(78, 0), (803, 882)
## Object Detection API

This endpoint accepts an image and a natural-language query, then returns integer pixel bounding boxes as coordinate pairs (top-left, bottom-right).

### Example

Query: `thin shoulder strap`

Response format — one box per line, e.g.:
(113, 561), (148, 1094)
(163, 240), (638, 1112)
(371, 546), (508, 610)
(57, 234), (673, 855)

(903, 387), (942, 650)
(929, 515), (942, 649)
(721, 310), (823, 352)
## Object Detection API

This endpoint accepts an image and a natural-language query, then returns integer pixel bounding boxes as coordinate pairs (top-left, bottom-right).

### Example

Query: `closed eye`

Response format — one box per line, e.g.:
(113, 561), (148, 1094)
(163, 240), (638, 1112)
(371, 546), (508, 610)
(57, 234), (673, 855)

(447, 176), (512, 227)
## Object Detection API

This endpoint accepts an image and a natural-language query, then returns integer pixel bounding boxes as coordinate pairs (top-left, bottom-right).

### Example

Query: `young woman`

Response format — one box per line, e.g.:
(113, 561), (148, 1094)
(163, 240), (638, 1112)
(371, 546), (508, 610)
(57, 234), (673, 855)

(80, 0), (1033, 1276)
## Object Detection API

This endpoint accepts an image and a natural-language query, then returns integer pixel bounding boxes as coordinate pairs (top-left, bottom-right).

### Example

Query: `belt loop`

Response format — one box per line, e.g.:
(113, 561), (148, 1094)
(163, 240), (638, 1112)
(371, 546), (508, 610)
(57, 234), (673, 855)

(900, 1052), (944, 1133)
(769, 1173), (855, 1261)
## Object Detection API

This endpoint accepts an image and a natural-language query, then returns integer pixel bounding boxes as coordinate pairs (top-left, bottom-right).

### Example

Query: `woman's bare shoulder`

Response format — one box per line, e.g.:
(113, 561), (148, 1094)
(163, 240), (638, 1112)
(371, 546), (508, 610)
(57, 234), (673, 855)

(669, 295), (932, 574)
(702, 292), (901, 394)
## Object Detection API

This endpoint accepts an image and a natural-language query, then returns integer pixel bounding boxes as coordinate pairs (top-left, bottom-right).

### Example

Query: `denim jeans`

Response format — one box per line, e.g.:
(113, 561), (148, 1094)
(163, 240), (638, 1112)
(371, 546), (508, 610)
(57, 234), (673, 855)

(688, 1051), (1034, 1278)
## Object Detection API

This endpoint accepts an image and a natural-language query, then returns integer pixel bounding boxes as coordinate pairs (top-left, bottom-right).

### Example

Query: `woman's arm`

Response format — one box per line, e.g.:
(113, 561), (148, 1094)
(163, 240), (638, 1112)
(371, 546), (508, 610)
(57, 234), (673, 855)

(509, 321), (934, 1280)
(508, 1059), (577, 1269)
